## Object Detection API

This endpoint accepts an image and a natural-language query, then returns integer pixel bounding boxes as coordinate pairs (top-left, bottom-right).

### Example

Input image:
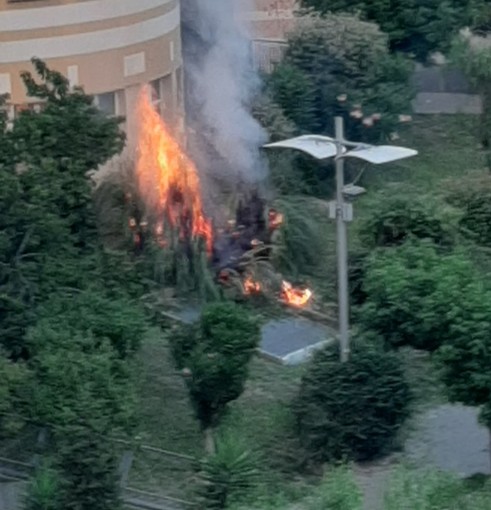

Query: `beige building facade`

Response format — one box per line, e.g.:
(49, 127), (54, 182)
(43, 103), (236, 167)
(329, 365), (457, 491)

(237, 0), (296, 72)
(240, 0), (297, 40)
(0, 0), (183, 140)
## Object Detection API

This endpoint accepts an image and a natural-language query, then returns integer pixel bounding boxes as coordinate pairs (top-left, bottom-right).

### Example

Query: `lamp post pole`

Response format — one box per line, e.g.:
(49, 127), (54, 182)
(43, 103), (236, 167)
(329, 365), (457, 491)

(263, 123), (417, 365)
(334, 117), (350, 363)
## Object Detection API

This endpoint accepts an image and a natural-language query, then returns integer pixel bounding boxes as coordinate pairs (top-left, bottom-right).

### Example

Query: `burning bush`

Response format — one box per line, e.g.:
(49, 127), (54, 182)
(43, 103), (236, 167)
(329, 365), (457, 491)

(294, 337), (411, 462)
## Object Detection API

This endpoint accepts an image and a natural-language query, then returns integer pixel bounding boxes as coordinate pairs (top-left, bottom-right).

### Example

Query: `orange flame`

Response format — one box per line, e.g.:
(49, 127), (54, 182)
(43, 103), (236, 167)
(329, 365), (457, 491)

(268, 209), (284, 231)
(244, 275), (262, 295)
(135, 86), (212, 253)
(281, 281), (313, 307)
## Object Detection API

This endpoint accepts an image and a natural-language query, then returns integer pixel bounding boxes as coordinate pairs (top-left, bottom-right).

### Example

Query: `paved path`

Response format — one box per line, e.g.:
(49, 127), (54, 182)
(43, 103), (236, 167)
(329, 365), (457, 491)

(355, 403), (491, 510)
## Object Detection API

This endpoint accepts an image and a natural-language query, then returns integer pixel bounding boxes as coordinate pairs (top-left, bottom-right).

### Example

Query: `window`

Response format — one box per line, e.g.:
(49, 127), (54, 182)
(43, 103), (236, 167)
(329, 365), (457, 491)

(150, 79), (162, 105)
(94, 92), (116, 116)
(94, 90), (125, 117)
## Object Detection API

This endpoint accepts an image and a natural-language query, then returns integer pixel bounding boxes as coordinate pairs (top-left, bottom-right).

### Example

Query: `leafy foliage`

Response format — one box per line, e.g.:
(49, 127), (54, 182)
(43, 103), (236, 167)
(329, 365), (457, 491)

(27, 290), (147, 359)
(27, 333), (135, 510)
(197, 433), (260, 509)
(358, 241), (484, 351)
(0, 60), (128, 358)
(446, 175), (491, 246)
(0, 60), (136, 510)
(0, 354), (28, 438)
(24, 463), (61, 510)
(13, 58), (124, 169)
(301, 0), (479, 61)
(294, 338), (411, 462)
(451, 31), (491, 169)
(359, 194), (455, 249)
(268, 14), (413, 142)
(170, 302), (260, 430)
(436, 291), (491, 429)
(384, 467), (491, 510)
(307, 466), (362, 510)
(272, 196), (330, 278)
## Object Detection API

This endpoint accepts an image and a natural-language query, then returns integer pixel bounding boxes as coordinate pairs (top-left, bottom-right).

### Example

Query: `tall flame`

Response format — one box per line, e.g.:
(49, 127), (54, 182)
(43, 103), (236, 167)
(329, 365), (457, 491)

(135, 86), (212, 253)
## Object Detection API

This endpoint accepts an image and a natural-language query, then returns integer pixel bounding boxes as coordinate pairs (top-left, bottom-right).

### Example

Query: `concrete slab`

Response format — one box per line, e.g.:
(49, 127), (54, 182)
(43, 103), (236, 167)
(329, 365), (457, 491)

(172, 306), (201, 325)
(260, 317), (335, 365)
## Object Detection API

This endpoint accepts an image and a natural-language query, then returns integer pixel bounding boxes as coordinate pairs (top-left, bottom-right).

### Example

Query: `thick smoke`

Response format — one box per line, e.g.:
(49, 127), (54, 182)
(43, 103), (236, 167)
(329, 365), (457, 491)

(181, 0), (268, 189)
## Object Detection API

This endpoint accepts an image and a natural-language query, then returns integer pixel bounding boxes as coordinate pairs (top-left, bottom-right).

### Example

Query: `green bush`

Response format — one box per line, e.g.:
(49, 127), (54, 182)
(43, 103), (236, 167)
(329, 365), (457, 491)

(24, 462), (61, 510)
(384, 467), (491, 510)
(28, 290), (147, 358)
(358, 241), (487, 351)
(446, 176), (491, 247)
(307, 466), (362, 510)
(294, 338), (411, 462)
(170, 302), (260, 431)
(197, 434), (260, 509)
(359, 195), (455, 250)
(0, 354), (28, 438)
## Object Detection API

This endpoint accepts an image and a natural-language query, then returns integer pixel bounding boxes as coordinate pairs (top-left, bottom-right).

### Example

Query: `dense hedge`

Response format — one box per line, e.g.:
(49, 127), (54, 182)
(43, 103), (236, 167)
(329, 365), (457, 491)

(294, 339), (411, 462)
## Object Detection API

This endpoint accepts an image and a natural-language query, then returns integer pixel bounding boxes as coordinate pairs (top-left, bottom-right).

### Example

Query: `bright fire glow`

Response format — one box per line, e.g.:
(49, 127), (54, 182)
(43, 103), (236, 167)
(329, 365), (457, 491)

(243, 275), (262, 295)
(268, 209), (284, 231)
(281, 281), (313, 307)
(135, 86), (212, 253)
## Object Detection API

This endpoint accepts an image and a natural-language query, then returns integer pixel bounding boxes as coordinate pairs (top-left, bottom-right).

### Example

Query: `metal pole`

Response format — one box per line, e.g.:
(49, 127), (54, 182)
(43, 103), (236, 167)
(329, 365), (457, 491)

(335, 116), (350, 362)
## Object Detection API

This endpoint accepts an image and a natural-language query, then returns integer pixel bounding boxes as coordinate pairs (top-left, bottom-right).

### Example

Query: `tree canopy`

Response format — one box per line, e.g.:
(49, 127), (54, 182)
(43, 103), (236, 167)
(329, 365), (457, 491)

(267, 14), (413, 142)
(300, 0), (480, 61)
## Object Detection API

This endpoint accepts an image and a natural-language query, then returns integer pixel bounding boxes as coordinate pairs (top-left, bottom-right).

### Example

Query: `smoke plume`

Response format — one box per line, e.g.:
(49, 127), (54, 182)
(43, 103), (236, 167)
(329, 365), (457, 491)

(181, 0), (268, 190)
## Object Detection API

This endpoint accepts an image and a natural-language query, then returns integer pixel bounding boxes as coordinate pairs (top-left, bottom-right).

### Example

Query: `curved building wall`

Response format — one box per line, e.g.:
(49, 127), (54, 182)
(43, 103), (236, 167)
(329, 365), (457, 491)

(0, 0), (183, 141)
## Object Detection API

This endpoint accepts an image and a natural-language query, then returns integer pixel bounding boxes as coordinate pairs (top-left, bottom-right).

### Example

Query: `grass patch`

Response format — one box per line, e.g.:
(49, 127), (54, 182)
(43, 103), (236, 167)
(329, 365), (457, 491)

(132, 329), (308, 498)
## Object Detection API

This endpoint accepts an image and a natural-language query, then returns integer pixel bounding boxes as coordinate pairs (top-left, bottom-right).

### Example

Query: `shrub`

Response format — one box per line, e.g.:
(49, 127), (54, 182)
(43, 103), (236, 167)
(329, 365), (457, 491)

(358, 241), (487, 351)
(24, 462), (61, 510)
(446, 176), (491, 247)
(294, 338), (411, 462)
(307, 466), (362, 510)
(384, 467), (491, 510)
(197, 433), (260, 509)
(170, 303), (260, 434)
(359, 195), (455, 250)
(28, 290), (147, 358)
(0, 354), (28, 438)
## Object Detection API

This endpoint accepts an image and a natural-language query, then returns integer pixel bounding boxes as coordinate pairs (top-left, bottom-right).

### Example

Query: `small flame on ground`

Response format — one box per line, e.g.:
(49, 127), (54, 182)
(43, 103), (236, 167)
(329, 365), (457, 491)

(280, 281), (313, 308)
(243, 275), (262, 295)
(135, 85), (213, 254)
(268, 209), (284, 231)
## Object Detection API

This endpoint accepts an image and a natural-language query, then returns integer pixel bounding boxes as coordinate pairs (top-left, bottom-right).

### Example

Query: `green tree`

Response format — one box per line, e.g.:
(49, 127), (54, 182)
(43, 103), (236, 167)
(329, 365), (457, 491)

(27, 290), (147, 359)
(170, 302), (260, 452)
(294, 338), (411, 462)
(0, 60), (127, 358)
(13, 58), (124, 170)
(358, 241), (483, 351)
(452, 28), (491, 170)
(269, 14), (413, 142)
(301, 0), (478, 61)
(28, 333), (135, 510)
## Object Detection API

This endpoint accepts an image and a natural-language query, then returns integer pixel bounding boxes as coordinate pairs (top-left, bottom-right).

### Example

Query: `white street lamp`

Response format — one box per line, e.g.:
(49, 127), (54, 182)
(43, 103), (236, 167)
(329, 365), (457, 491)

(264, 117), (418, 362)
